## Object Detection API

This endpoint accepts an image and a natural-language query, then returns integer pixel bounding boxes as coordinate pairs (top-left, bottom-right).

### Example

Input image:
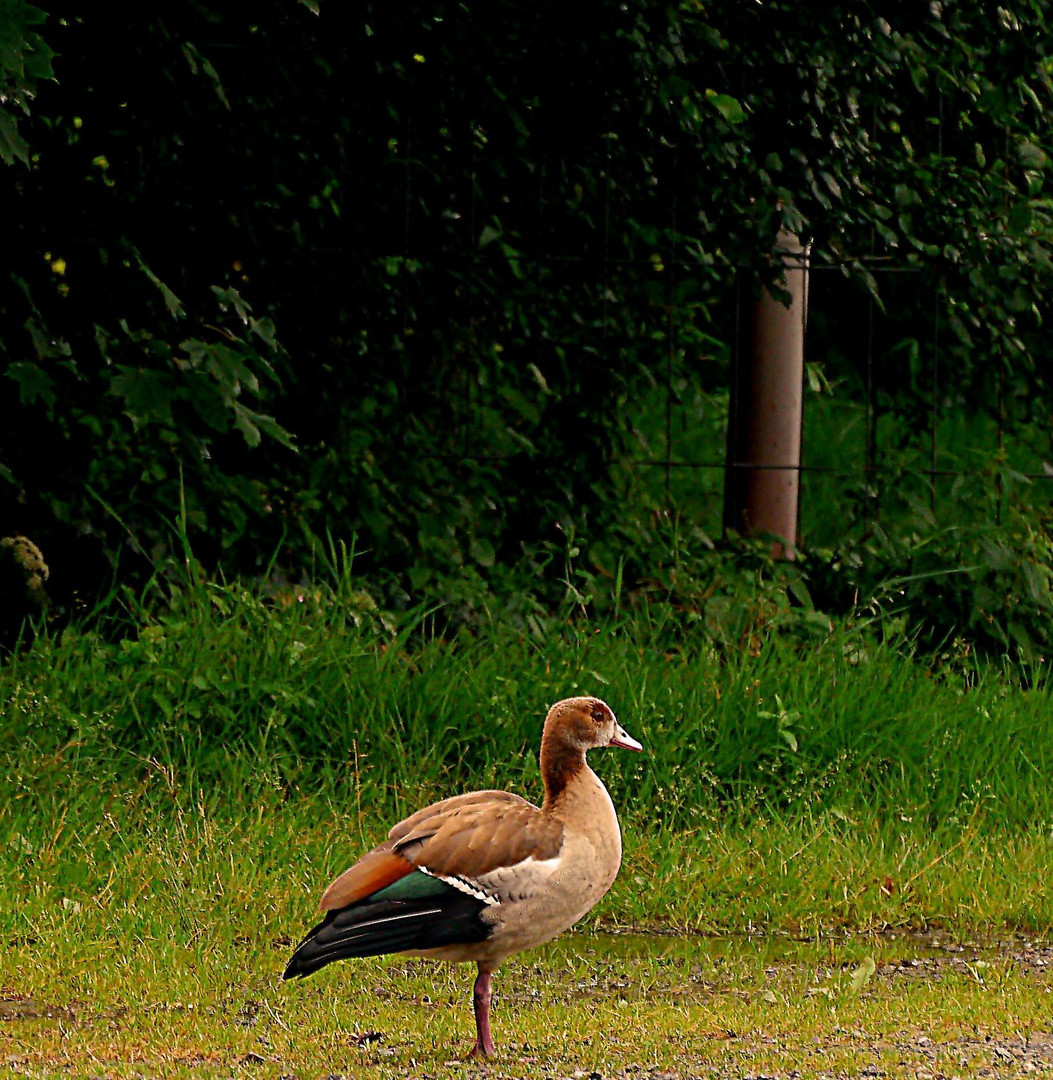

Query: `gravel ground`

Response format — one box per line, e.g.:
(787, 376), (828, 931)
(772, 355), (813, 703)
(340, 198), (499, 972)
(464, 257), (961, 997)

(4, 936), (1051, 1078)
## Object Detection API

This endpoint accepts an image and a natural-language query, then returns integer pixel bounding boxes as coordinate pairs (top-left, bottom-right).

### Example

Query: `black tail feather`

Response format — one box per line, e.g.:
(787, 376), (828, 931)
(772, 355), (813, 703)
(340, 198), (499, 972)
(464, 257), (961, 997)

(283, 894), (492, 980)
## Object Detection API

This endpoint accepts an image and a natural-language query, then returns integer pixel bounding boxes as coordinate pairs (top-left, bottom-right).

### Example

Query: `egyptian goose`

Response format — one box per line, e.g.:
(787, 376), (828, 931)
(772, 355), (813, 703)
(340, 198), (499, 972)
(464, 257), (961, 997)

(283, 696), (642, 1056)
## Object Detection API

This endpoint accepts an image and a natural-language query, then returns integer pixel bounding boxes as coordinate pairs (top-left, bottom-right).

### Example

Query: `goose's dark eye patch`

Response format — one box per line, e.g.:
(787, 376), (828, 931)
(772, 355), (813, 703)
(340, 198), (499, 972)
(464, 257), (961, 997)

(590, 705), (607, 724)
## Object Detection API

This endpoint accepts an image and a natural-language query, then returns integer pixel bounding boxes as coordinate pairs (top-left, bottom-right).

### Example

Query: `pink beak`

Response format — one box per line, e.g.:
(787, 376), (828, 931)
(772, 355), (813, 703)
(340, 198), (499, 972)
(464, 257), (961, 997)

(609, 723), (644, 752)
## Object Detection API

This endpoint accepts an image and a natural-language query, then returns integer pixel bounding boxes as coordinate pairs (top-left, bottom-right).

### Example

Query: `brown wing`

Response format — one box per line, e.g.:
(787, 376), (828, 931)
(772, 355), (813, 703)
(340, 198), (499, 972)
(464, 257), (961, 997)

(317, 790), (563, 912)
(387, 790), (534, 843)
(392, 796), (564, 880)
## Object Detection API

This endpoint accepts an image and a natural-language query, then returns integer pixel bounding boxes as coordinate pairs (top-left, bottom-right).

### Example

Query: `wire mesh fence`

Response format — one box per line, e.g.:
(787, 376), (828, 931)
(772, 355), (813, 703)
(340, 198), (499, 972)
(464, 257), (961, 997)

(384, 131), (1053, 555)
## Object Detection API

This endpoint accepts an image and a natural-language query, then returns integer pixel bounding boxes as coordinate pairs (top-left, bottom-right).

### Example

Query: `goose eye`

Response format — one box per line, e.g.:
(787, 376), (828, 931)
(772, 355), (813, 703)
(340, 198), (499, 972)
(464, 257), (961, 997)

(590, 706), (607, 724)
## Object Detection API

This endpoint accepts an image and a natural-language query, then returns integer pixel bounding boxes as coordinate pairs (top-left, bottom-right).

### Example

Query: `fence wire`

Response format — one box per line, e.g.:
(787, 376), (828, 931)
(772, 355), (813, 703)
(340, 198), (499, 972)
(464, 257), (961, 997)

(386, 127), (1051, 552)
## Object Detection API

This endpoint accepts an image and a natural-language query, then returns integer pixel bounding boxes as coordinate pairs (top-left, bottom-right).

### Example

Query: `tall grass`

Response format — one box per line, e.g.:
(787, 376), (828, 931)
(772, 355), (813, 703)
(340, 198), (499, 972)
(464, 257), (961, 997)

(3, 564), (1053, 942)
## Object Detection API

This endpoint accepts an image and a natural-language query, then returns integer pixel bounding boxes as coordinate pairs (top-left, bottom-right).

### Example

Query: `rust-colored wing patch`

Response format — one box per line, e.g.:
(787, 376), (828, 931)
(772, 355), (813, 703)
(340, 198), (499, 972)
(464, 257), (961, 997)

(319, 846), (413, 912)
(319, 791), (563, 912)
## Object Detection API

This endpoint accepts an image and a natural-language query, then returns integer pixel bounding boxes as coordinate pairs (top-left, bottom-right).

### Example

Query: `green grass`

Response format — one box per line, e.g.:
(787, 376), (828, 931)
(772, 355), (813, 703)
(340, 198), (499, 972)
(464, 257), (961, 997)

(3, 573), (1053, 1074)
(7, 921), (1053, 1077)
(5, 574), (1053, 927)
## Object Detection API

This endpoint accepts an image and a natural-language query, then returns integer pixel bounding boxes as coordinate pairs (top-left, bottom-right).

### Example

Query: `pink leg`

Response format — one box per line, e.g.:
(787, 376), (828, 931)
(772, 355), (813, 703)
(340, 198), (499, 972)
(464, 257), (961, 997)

(469, 965), (495, 1057)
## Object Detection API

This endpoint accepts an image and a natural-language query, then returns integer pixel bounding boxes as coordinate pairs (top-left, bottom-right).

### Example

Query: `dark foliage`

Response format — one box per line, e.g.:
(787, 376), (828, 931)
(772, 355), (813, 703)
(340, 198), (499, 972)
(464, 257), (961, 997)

(3, 1), (1053, 651)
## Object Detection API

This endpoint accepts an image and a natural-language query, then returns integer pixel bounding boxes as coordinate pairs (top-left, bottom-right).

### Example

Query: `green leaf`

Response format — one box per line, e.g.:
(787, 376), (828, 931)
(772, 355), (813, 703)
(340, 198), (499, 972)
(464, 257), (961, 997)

(976, 87), (1009, 119)
(707, 92), (745, 124)
(181, 42), (230, 110)
(1021, 561), (1050, 608)
(779, 728), (798, 753)
(109, 366), (177, 429)
(469, 536), (495, 567)
(250, 317), (278, 351)
(231, 402), (262, 447)
(848, 957), (876, 995)
(5, 360), (55, 408)
(182, 371), (234, 432)
(0, 108), (29, 166)
(22, 33), (55, 82)
(24, 315), (71, 361)
(130, 246), (185, 318)
(820, 171), (841, 199)
(893, 184), (918, 207)
(229, 403), (294, 451)
(478, 223), (501, 248)
(210, 285), (250, 324)
(1019, 142), (1047, 169)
